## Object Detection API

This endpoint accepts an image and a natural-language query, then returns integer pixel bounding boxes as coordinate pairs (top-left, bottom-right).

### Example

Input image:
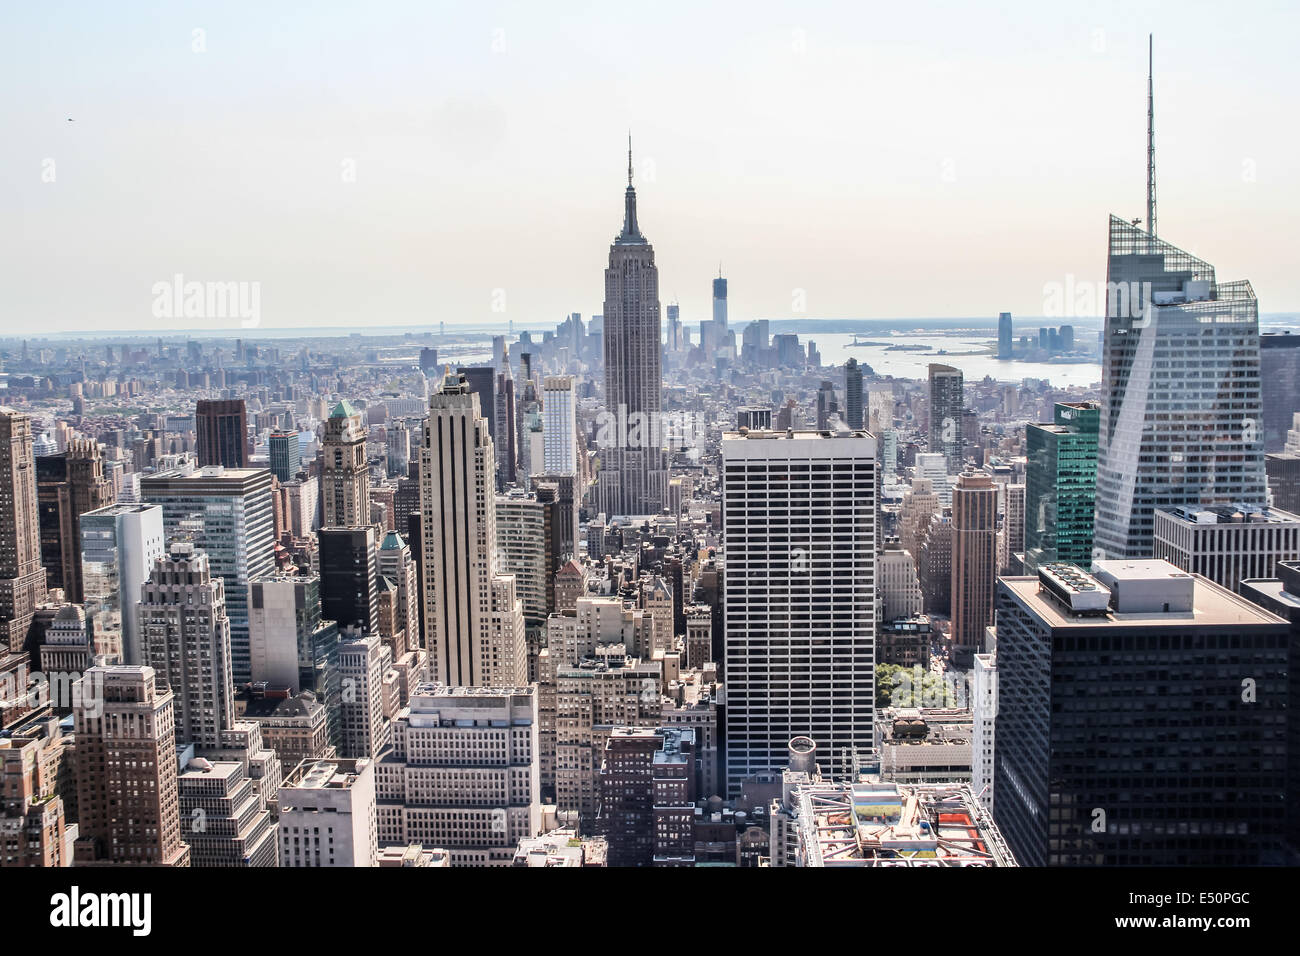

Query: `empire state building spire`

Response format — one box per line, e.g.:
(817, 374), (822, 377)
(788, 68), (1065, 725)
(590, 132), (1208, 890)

(620, 132), (642, 241)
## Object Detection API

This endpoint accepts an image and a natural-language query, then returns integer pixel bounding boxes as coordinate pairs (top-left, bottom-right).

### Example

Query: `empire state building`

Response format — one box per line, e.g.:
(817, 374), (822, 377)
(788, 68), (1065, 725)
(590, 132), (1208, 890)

(597, 141), (668, 516)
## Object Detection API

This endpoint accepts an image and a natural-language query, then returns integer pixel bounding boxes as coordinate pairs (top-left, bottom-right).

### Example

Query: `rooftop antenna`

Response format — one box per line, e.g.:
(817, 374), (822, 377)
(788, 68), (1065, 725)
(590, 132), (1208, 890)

(1146, 33), (1157, 239)
(627, 130), (633, 187)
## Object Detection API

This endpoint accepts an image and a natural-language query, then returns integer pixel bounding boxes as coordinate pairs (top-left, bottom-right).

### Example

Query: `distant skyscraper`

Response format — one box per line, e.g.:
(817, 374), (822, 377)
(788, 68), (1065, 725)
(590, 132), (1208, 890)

(138, 542), (234, 750)
(844, 358), (864, 429)
(815, 381), (838, 430)
(542, 376), (576, 475)
(997, 312), (1013, 359)
(1024, 402), (1099, 573)
(196, 399), (249, 469)
(0, 408), (48, 652)
(1094, 217), (1266, 558)
(950, 472), (998, 667)
(269, 431), (302, 483)
(722, 429), (877, 794)
(321, 400), (370, 528)
(597, 141), (668, 517)
(1260, 332), (1300, 452)
(494, 346), (518, 487)
(927, 364), (964, 474)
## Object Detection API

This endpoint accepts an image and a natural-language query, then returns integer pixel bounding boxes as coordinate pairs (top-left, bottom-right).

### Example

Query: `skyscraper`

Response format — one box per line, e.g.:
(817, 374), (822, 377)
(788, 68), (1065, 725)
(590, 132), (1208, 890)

(997, 312), (1013, 359)
(36, 438), (115, 602)
(141, 466), (275, 685)
(420, 371), (527, 687)
(494, 347), (518, 487)
(950, 472), (998, 667)
(927, 364), (964, 474)
(321, 400), (371, 528)
(1024, 401), (1099, 573)
(1260, 332), (1300, 452)
(73, 665), (192, 866)
(80, 502), (166, 665)
(196, 399), (250, 469)
(269, 430), (302, 483)
(597, 141), (668, 517)
(994, 560), (1290, 866)
(542, 376), (577, 475)
(844, 358), (864, 429)
(0, 408), (48, 653)
(318, 526), (379, 637)
(138, 542), (234, 750)
(721, 428), (877, 794)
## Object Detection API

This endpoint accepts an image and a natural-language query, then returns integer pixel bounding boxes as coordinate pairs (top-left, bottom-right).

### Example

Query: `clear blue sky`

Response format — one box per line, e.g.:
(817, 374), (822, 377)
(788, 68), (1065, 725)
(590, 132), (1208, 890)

(4, 0), (1297, 334)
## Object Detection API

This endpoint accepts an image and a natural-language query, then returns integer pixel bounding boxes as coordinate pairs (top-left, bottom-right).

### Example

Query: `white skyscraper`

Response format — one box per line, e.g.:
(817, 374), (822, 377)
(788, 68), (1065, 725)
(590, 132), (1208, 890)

(542, 376), (577, 475)
(80, 502), (165, 665)
(420, 371), (527, 687)
(721, 428), (878, 794)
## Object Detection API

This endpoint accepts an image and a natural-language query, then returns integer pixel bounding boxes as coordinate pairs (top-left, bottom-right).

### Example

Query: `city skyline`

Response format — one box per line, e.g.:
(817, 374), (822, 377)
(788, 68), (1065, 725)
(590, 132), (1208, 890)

(7, 4), (1300, 335)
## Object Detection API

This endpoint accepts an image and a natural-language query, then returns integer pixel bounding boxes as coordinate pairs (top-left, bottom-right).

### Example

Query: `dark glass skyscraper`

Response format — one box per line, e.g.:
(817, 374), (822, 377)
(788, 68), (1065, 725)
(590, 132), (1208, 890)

(268, 431), (301, 483)
(927, 364), (964, 474)
(844, 358), (864, 429)
(1024, 401), (1099, 572)
(196, 399), (249, 469)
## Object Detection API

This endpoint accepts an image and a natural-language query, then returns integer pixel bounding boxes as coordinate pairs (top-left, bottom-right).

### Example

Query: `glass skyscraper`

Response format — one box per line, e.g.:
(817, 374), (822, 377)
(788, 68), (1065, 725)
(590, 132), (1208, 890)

(1094, 216), (1266, 558)
(1024, 401), (1099, 572)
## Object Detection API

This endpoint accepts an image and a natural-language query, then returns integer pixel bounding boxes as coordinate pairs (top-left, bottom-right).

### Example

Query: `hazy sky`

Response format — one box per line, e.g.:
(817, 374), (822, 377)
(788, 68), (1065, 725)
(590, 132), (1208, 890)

(5, 1), (1298, 335)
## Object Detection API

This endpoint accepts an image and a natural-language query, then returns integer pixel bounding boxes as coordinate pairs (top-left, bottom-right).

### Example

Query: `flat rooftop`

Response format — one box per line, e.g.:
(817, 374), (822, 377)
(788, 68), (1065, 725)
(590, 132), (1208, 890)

(1159, 505), (1300, 526)
(1001, 573), (1286, 628)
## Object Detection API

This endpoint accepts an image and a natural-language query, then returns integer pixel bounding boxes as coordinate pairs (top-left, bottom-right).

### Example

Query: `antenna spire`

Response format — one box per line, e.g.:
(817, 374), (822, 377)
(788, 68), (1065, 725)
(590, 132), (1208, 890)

(627, 131), (633, 187)
(1146, 33), (1157, 238)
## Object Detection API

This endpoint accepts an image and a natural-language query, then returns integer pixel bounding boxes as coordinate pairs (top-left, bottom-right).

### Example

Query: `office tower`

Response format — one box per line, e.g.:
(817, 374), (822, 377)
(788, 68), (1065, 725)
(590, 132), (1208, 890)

(457, 366), (498, 454)
(80, 503), (165, 666)
(1094, 219), (1266, 559)
(844, 358), (864, 429)
(0, 715), (70, 866)
(278, 758), (377, 867)
(72, 665), (192, 866)
(597, 142), (668, 517)
(196, 399), (249, 468)
(927, 364), (964, 474)
(138, 543), (234, 749)
(918, 512), (953, 617)
(971, 653), (997, 814)
(997, 312), (1013, 359)
(385, 420), (410, 480)
(815, 381), (838, 430)
(542, 376), (577, 475)
(1267, 452), (1300, 513)
(878, 539), (923, 621)
(1260, 332), (1300, 451)
(532, 472), (580, 560)
(318, 526), (379, 636)
(1024, 401), (1100, 573)
(37, 604), (94, 675)
(599, 726), (696, 867)
(418, 347), (439, 375)
(421, 372), (527, 687)
(950, 472), (997, 667)
(322, 400), (370, 528)
(376, 531), (420, 652)
(269, 430), (301, 483)
(712, 272), (728, 338)
(141, 466), (275, 685)
(915, 452), (952, 507)
(994, 560), (1289, 866)
(337, 631), (391, 760)
(238, 691), (333, 773)
(0, 409), (49, 652)
(998, 483), (1025, 575)
(666, 302), (682, 352)
(721, 429), (877, 794)
(736, 407), (772, 431)
(1239, 560), (1300, 856)
(495, 491), (555, 633)
(248, 572), (340, 703)
(898, 478), (939, 561)
(376, 684), (540, 865)
(1153, 505), (1300, 593)
(35, 439), (114, 602)
(495, 349), (518, 487)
